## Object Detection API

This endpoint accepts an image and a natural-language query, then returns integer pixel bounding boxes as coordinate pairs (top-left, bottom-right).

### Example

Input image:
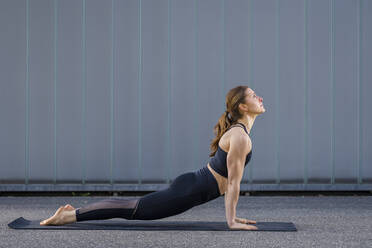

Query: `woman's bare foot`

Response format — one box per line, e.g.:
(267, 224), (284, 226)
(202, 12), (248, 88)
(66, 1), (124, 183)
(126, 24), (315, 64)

(40, 204), (77, 226)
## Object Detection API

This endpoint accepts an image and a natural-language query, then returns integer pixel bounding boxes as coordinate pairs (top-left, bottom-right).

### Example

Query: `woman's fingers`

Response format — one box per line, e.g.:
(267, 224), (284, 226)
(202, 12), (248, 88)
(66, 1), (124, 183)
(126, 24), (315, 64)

(235, 217), (245, 223)
(245, 224), (258, 230)
(247, 219), (257, 224)
(235, 217), (257, 224)
(228, 222), (258, 230)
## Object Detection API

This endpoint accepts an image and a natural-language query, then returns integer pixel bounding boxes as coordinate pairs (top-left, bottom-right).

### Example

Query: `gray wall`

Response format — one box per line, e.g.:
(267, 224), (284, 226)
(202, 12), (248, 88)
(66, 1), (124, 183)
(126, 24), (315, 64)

(1, 0), (371, 191)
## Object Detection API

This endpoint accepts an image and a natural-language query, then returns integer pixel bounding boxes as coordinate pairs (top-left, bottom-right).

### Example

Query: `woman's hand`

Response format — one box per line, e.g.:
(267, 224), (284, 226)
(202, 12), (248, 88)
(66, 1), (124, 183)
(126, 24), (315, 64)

(235, 217), (257, 224)
(228, 220), (258, 230)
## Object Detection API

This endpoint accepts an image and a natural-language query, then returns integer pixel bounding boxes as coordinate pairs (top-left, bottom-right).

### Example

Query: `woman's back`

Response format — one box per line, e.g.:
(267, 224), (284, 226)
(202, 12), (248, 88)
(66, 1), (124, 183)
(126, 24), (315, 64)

(209, 122), (252, 178)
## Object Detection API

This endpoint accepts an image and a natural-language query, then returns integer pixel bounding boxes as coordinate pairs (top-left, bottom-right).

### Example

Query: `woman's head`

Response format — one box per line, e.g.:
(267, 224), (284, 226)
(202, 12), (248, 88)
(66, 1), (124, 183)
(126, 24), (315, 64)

(240, 87), (265, 115)
(209, 85), (264, 157)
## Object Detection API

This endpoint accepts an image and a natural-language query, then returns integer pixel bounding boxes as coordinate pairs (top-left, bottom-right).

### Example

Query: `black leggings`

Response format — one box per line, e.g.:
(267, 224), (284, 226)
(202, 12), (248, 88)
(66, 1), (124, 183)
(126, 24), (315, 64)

(75, 166), (221, 221)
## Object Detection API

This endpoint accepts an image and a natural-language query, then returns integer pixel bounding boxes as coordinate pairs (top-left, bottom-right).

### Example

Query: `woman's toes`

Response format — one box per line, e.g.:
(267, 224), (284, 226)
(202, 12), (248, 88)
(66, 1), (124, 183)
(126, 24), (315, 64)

(39, 206), (65, 226)
(64, 204), (75, 211)
(56, 206), (64, 213)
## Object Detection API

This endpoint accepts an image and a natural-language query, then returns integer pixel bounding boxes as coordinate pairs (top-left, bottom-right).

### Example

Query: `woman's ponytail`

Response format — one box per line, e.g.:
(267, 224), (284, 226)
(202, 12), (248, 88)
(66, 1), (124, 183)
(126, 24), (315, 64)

(209, 85), (248, 157)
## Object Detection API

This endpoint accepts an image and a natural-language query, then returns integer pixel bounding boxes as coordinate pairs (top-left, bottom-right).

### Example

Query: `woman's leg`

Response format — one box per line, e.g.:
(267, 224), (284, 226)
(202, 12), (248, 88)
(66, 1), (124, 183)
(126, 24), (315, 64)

(71, 171), (197, 223)
(39, 198), (140, 225)
(40, 167), (220, 225)
(73, 172), (197, 222)
(75, 198), (140, 222)
(75, 167), (219, 222)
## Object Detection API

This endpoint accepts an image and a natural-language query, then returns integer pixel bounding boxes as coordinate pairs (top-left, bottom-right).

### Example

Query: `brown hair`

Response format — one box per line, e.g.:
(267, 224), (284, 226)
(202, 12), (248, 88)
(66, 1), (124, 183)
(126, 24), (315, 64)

(209, 85), (248, 157)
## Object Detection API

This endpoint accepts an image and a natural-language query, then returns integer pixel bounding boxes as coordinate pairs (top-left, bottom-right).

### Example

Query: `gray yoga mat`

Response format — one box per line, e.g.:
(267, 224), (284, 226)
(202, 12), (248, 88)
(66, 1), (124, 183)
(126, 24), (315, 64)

(8, 217), (297, 231)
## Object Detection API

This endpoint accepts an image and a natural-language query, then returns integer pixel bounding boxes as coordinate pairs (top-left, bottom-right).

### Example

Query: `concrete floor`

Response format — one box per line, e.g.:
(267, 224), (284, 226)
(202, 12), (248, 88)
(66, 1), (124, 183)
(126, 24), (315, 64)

(1, 195), (372, 248)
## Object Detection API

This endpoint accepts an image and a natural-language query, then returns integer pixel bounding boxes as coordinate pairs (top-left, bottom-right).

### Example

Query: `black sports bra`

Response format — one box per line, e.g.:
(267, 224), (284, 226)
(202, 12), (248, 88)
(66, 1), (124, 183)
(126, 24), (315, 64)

(208, 122), (252, 178)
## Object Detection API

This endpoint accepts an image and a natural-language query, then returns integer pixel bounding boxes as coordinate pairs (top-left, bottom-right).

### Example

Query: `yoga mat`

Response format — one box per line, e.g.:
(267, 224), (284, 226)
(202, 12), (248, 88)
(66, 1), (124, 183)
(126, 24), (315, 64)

(8, 217), (297, 231)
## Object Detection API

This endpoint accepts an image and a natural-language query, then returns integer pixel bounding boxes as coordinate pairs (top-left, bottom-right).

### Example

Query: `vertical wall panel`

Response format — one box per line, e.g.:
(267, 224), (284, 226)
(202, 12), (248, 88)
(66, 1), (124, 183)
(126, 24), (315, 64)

(113, 0), (139, 183)
(361, 0), (372, 182)
(334, 0), (358, 183)
(141, 0), (169, 183)
(308, 0), (332, 183)
(85, 0), (112, 183)
(0, 0), (26, 183)
(170, 0), (196, 179)
(278, 0), (305, 183)
(29, 0), (54, 183)
(56, 0), (83, 182)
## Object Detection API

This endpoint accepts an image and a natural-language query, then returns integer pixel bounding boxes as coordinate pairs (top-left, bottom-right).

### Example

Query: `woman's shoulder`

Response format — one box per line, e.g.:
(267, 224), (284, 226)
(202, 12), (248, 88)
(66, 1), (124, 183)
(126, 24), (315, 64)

(220, 127), (251, 153)
(226, 125), (250, 138)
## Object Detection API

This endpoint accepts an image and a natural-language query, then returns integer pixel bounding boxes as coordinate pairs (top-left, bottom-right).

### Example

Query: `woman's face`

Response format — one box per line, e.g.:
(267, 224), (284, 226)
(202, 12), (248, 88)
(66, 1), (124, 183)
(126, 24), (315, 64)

(241, 88), (265, 115)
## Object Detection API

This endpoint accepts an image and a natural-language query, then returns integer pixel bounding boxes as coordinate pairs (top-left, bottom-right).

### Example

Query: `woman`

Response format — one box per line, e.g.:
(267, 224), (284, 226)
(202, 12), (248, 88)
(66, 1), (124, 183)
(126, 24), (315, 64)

(40, 85), (265, 230)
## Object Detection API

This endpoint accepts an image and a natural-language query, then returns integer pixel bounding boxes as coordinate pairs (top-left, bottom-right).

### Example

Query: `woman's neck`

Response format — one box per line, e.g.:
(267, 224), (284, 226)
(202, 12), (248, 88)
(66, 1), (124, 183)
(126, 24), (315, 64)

(236, 113), (257, 134)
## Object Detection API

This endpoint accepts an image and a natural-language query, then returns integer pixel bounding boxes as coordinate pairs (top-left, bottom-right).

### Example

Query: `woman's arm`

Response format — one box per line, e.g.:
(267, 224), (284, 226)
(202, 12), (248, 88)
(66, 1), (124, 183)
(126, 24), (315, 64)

(225, 184), (241, 226)
(224, 131), (251, 228)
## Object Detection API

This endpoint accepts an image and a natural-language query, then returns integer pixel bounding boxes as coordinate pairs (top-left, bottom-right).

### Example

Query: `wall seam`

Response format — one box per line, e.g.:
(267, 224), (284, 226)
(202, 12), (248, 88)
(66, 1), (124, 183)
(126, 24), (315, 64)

(25, 0), (30, 185)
